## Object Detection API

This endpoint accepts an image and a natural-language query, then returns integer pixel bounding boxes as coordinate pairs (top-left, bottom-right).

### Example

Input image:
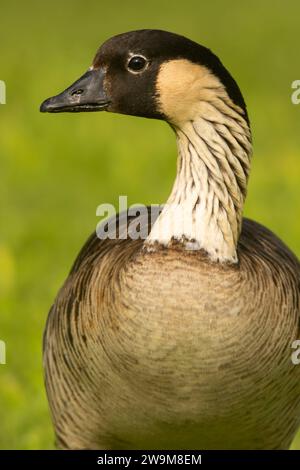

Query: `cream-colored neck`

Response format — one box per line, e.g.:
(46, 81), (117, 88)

(146, 99), (252, 263)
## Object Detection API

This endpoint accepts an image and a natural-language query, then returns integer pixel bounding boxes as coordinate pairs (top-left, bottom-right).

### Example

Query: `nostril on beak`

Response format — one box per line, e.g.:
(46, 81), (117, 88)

(71, 89), (84, 96)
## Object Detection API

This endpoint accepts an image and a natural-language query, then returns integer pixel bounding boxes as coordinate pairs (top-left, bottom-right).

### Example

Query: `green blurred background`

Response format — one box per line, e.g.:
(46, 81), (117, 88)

(0, 0), (300, 450)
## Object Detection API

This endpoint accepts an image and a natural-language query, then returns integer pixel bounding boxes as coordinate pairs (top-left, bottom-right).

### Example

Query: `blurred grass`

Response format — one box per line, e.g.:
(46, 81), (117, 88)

(0, 0), (300, 449)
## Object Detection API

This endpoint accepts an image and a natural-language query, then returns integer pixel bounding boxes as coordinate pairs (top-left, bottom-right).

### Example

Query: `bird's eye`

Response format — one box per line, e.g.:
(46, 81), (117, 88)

(127, 55), (148, 73)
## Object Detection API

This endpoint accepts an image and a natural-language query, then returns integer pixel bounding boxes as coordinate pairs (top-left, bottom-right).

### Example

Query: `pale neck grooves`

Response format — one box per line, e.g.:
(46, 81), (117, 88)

(146, 96), (252, 263)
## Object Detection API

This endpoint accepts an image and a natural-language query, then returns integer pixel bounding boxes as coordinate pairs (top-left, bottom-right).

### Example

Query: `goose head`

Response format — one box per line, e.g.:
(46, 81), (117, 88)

(41, 30), (252, 264)
(40, 29), (248, 124)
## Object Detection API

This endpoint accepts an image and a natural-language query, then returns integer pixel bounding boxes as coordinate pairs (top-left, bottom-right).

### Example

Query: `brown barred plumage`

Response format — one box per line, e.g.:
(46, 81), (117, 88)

(43, 214), (300, 449)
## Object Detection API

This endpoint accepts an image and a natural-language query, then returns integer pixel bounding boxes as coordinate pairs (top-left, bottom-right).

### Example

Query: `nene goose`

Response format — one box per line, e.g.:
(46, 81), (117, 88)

(41, 30), (300, 450)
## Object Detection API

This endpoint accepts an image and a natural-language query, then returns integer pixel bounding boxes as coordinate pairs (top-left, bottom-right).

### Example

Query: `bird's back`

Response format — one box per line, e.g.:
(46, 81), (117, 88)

(43, 213), (300, 449)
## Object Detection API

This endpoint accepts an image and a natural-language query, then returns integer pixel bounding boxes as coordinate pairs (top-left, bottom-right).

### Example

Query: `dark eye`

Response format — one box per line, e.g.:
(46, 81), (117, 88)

(127, 55), (148, 73)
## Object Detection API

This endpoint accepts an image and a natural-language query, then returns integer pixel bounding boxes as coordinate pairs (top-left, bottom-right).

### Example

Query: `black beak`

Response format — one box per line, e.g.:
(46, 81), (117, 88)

(40, 68), (110, 113)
